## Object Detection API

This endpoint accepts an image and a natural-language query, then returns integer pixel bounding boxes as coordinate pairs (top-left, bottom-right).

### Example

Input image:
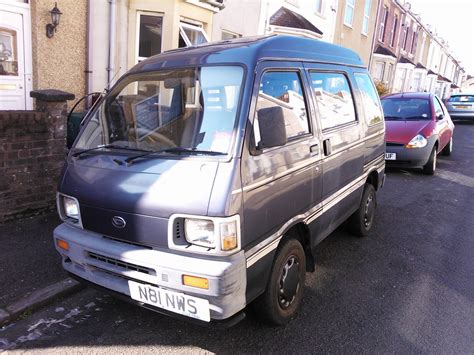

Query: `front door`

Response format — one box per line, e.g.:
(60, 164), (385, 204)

(0, 7), (27, 109)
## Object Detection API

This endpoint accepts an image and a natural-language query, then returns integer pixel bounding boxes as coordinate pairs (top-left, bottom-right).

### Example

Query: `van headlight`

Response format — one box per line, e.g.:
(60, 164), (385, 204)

(184, 219), (216, 248)
(405, 134), (428, 148)
(57, 193), (83, 228)
(181, 216), (240, 253)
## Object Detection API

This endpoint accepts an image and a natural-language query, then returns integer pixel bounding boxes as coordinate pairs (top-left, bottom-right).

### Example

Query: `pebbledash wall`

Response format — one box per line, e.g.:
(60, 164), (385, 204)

(0, 93), (70, 224)
(30, 0), (87, 104)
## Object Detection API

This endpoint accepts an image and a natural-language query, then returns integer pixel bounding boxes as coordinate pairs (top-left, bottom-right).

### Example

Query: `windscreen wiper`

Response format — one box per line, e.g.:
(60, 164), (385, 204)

(72, 144), (151, 158)
(124, 147), (226, 166)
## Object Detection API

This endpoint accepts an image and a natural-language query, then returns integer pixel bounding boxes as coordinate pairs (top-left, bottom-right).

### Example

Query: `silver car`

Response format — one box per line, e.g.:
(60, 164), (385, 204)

(445, 94), (474, 120)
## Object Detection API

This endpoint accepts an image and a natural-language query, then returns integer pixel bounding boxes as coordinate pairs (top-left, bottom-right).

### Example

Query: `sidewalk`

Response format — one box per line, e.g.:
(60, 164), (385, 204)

(0, 213), (82, 325)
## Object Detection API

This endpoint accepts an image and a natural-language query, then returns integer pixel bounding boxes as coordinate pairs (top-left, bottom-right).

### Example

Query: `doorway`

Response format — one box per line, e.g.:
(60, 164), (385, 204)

(0, 1), (32, 110)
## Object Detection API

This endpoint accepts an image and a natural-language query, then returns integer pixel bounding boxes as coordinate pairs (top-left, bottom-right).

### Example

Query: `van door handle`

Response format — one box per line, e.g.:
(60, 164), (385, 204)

(310, 144), (319, 154)
(323, 139), (332, 156)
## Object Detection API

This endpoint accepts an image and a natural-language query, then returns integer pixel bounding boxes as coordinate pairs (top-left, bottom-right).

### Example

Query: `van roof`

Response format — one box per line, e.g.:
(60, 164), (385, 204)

(130, 35), (365, 74)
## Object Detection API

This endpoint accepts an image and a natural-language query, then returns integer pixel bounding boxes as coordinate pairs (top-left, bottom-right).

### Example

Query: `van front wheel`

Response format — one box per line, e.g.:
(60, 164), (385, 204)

(254, 239), (306, 325)
(348, 183), (377, 237)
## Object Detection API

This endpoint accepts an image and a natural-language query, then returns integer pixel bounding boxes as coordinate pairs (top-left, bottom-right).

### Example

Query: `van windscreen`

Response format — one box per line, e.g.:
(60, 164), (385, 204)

(75, 66), (244, 156)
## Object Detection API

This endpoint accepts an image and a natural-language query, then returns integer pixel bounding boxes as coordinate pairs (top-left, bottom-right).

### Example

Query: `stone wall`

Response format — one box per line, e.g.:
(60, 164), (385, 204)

(0, 105), (67, 223)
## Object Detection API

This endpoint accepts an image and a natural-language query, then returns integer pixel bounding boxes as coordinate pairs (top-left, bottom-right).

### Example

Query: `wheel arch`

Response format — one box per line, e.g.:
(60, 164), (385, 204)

(278, 222), (315, 272)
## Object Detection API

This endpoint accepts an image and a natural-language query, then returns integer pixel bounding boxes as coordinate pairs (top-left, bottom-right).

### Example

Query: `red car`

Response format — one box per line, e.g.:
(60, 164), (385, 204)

(381, 92), (454, 175)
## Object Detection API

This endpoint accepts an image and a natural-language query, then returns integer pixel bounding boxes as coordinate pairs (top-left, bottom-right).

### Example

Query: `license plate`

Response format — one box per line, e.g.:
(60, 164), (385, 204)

(454, 105), (469, 109)
(128, 280), (210, 322)
(385, 152), (396, 160)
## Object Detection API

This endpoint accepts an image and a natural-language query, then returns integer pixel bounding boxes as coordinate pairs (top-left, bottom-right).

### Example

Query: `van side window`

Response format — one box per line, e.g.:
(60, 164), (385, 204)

(309, 72), (356, 130)
(354, 73), (383, 126)
(256, 71), (310, 140)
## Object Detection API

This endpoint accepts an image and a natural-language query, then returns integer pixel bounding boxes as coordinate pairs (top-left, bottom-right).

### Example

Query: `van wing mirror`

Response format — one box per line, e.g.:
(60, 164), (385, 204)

(256, 106), (287, 150)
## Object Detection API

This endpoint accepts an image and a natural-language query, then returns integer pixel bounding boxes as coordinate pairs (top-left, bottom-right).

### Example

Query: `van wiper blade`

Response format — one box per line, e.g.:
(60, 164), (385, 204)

(72, 144), (151, 158)
(124, 147), (226, 165)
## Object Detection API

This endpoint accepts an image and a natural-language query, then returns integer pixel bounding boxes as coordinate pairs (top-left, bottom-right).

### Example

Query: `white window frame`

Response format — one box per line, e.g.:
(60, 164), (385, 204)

(315, 0), (324, 15)
(390, 15), (397, 47)
(373, 62), (385, 81)
(135, 11), (164, 63)
(378, 7), (388, 42)
(179, 22), (209, 47)
(362, 0), (371, 35)
(344, 0), (355, 27)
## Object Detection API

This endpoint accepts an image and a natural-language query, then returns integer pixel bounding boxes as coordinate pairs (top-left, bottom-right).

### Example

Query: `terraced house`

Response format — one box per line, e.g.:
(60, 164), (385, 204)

(369, 0), (464, 98)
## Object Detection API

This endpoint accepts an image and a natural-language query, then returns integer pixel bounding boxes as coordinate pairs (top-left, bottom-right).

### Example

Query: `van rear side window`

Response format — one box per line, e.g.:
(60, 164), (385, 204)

(309, 72), (356, 130)
(354, 73), (384, 126)
(257, 71), (310, 140)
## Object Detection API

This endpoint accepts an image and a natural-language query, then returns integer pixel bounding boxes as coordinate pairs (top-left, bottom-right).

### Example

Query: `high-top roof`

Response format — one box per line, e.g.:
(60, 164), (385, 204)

(130, 35), (365, 74)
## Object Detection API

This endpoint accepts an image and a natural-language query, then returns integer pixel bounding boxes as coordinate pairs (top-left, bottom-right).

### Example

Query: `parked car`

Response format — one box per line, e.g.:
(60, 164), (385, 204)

(445, 93), (474, 120)
(54, 35), (385, 326)
(381, 92), (454, 175)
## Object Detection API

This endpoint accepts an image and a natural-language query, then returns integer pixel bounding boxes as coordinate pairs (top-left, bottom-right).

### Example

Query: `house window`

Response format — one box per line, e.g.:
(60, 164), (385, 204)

(411, 26), (418, 54)
(390, 15), (397, 47)
(137, 14), (163, 62)
(413, 72), (422, 91)
(378, 7), (388, 42)
(221, 30), (240, 40)
(362, 0), (371, 35)
(395, 68), (407, 92)
(400, 20), (407, 50)
(315, 0), (323, 14)
(344, 0), (355, 27)
(387, 63), (393, 83)
(179, 22), (209, 47)
(403, 24), (410, 51)
(0, 27), (18, 76)
(373, 62), (385, 81)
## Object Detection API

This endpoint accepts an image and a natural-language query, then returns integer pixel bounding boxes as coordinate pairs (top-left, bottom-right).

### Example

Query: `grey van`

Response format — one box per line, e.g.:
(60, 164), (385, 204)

(54, 35), (385, 326)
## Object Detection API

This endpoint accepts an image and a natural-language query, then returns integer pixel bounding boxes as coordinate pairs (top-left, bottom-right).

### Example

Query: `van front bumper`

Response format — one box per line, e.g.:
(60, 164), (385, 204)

(53, 223), (247, 322)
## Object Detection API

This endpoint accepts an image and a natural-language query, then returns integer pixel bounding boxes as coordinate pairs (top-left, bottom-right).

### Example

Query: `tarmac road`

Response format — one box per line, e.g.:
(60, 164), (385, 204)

(1, 122), (473, 353)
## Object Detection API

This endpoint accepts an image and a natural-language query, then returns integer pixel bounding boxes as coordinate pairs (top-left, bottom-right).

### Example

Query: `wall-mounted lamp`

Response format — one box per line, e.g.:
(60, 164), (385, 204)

(46, 2), (62, 38)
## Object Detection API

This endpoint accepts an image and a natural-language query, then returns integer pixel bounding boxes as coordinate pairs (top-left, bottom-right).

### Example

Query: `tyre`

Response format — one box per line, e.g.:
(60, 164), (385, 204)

(254, 239), (306, 326)
(441, 137), (453, 156)
(348, 183), (377, 237)
(422, 147), (437, 175)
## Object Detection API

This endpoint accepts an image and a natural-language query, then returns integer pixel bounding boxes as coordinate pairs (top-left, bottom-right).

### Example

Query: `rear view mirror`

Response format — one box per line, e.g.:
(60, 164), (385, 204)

(256, 106), (287, 150)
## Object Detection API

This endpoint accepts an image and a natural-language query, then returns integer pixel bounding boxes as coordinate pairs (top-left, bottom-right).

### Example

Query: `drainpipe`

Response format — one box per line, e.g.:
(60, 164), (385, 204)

(107, 0), (116, 89)
(85, 0), (92, 101)
(368, 0), (382, 72)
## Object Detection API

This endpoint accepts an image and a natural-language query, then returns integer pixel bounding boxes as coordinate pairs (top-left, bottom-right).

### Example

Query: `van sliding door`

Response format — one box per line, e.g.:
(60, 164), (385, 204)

(304, 64), (364, 241)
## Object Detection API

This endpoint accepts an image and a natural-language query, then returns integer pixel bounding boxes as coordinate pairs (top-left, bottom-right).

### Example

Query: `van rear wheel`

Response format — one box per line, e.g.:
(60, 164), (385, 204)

(348, 183), (376, 237)
(254, 239), (306, 326)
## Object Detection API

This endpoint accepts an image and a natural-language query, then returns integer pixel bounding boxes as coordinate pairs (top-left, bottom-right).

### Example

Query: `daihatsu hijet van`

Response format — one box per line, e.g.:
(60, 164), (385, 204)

(54, 35), (385, 326)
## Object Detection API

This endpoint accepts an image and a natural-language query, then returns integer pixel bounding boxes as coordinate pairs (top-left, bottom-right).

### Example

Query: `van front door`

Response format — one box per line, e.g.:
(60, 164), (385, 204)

(241, 62), (323, 279)
(0, 8), (26, 110)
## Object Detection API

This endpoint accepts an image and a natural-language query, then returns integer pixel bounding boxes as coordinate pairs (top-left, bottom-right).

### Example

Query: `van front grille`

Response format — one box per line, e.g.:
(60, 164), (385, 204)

(88, 252), (153, 275)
